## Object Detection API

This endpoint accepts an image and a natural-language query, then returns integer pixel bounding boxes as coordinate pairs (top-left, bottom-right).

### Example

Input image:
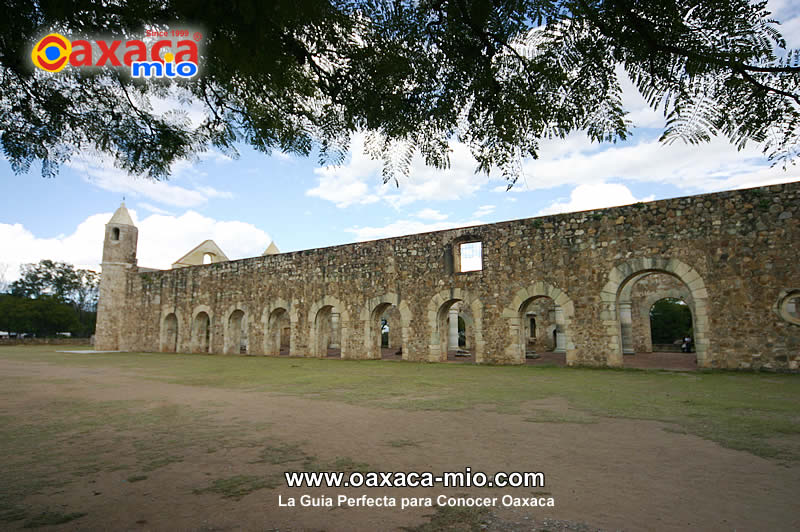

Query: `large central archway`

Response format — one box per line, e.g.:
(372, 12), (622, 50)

(601, 257), (711, 367)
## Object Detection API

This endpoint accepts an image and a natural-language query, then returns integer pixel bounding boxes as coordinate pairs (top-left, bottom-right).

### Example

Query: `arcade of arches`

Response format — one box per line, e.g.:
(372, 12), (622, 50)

(96, 183), (800, 371)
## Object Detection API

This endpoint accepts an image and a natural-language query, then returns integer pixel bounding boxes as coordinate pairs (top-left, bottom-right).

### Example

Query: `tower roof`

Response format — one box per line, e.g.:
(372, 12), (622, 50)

(262, 241), (280, 255)
(108, 202), (135, 226)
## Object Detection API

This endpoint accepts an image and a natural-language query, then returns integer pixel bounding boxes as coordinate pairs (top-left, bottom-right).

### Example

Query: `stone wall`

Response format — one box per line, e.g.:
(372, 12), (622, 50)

(98, 182), (800, 370)
(0, 338), (91, 346)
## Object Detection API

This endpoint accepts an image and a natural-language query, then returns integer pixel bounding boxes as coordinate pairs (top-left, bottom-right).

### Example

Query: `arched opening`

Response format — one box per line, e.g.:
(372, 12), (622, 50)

(614, 268), (702, 370)
(111, 227), (120, 241)
(787, 296), (799, 319)
(776, 290), (800, 326)
(428, 289), (484, 363)
(367, 303), (403, 360)
(518, 296), (566, 366)
(266, 307), (291, 356)
(161, 313), (178, 353)
(226, 309), (247, 355)
(202, 253), (214, 265)
(503, 283), (575, 365)
(650, 297), (693, 352)
(436, 300), (475, 362)
(314, 305), (341, 358)
(192, 312), (210, 353)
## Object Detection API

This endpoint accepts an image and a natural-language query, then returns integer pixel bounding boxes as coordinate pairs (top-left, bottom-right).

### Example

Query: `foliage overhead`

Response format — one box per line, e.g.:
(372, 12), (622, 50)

(1, 0), (798, 187)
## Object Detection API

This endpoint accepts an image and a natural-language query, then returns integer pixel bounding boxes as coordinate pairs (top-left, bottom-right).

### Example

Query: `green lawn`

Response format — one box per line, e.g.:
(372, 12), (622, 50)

(1, 345), (799, 530)
(2, 345), (799, 462)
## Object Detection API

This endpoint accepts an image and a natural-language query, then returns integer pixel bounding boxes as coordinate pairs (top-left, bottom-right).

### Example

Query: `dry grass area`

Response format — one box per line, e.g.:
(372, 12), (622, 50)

(0, 345), (798, 531)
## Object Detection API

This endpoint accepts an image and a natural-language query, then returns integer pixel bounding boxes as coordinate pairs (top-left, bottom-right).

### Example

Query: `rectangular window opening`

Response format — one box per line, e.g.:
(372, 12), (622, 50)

(459, 241), (483, 272)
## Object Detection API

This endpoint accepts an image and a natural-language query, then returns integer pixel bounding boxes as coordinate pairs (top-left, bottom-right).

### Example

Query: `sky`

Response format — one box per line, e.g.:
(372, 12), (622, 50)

(1, 0), (799, 284)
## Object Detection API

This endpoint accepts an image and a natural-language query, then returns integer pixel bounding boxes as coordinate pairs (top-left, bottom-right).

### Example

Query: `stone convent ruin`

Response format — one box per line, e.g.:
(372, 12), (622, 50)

(96, 182), (800, 370)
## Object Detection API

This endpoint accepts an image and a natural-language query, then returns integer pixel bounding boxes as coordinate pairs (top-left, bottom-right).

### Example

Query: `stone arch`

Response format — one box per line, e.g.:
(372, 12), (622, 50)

(426, 288), (484, 363)
(638, 285), (694, 353)
(619, 271), (693, 354)
(601, 257), (710, 367)
(223, 306), (248, 355)
(308, 296), (351, 359)
(774, 289), (800, 326)
(191, 305), (213, 354)
(381, 305), (404, 350)
(646, 295), (694, 352)
(458, 305), (475, 350)
(360, 293), (411, 360)
(261, 299), (295, 356)
(501, 282), (576, 365)
(160, 311), (180, 353)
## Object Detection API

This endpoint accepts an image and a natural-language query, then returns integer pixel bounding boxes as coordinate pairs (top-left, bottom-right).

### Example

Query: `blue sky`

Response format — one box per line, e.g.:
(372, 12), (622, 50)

(1, 0), (799, 282)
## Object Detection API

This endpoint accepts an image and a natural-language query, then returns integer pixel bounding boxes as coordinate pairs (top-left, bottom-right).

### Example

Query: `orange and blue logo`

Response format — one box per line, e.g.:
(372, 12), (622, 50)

(31, 33), (72, 72)
(29, 30), (201, 78)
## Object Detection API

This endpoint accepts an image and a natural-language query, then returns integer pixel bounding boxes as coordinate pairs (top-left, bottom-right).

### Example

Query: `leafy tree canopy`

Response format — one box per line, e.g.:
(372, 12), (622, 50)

(1, 0), (798, 187)
(11, 260), (99, 312)
(0, 294), (83, 337)
(650, 297), (692, 344)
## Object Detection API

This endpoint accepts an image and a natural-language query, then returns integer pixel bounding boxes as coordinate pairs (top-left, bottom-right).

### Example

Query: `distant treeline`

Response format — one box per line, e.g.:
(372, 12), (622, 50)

(0, 260), (98, 338)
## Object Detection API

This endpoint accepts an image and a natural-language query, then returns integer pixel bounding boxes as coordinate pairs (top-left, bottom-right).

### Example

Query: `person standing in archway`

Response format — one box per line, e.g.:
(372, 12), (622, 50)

(682, 335), (693, 353)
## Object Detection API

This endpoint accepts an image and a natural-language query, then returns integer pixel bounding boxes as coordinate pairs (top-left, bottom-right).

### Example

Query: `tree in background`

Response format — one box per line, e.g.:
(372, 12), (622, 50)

(649, 297), (693, 344)
(0, 295), (80, 337)
(0, 0), (797, 187)
(5, 260), (99, 337)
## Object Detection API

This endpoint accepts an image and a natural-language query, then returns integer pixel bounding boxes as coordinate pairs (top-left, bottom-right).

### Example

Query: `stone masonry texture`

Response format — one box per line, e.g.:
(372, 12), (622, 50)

(96, 182), (800, 370)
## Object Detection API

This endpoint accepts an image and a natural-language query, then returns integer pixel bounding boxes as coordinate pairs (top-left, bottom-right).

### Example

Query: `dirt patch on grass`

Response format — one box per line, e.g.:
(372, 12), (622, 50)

(0, 353), (798, 531)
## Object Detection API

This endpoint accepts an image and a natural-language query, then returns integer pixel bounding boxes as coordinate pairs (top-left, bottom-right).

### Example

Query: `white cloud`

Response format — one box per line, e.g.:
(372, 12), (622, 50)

(306, 168), (377, 208)
(473, 205), (495, 218)
(0, 210), (271, 281)
(414, 208), (448, 221)
(307, 133), (494, 208)
(538, 183), (654, 215)
(138, 203), (174, 215)
(312, 129), (798, 212)
(0, 214), (107, 281)
(134, 211), (271, 269)
(67, 152), (233, 208)
(346, 219), (483, 242)
(618, 67), (665, 130)
(505, 136), (800, 194)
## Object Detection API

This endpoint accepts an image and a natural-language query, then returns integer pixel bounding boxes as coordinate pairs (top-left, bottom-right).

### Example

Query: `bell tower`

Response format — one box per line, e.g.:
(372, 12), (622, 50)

(95, 202), (138, 350)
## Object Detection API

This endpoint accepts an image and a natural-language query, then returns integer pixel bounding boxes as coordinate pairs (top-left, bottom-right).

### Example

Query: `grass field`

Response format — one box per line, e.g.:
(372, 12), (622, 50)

(1, 345), (799, 531)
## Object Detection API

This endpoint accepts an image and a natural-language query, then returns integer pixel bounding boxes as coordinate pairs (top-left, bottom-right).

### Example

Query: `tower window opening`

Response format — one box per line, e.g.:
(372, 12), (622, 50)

(112, 227), (120, 241)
